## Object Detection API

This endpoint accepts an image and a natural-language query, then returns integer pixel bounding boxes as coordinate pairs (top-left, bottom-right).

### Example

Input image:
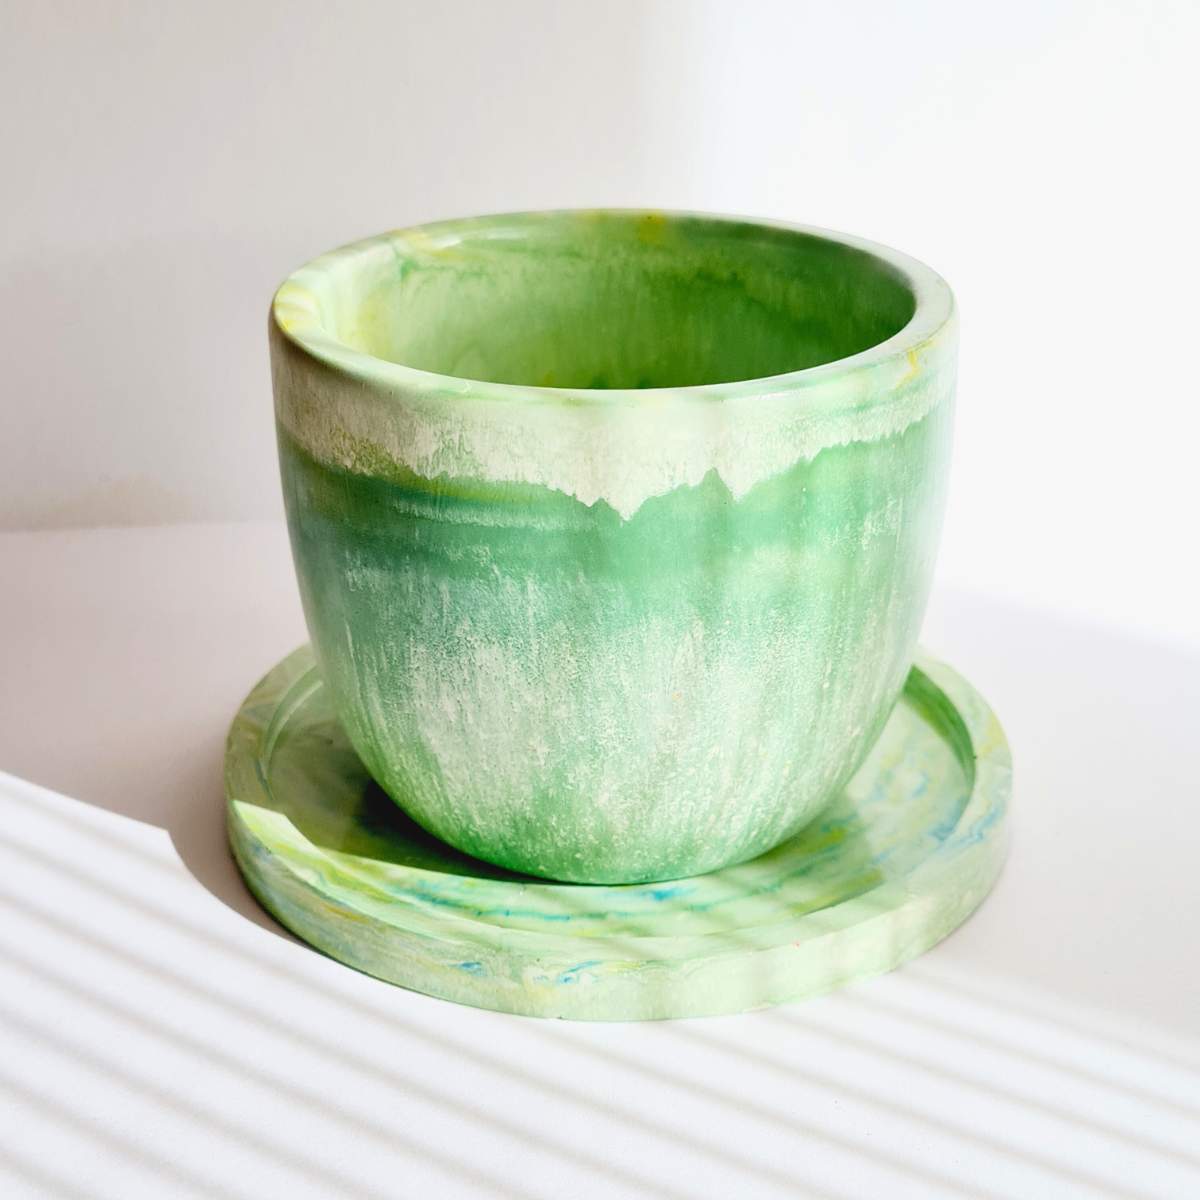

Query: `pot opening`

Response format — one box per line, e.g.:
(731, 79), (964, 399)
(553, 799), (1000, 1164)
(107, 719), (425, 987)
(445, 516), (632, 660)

(327, 212), (917, 390)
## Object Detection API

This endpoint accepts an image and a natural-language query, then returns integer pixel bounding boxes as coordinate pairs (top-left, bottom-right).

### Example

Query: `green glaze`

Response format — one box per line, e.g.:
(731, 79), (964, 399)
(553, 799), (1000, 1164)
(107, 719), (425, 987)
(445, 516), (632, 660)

(226, 647), (1010, 1020)
(271, 210), (957, 884)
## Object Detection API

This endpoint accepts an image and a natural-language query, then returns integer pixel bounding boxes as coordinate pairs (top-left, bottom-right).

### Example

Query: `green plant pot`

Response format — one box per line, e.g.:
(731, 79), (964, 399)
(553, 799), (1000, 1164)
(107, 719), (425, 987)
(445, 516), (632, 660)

(270, 210), (956, 884)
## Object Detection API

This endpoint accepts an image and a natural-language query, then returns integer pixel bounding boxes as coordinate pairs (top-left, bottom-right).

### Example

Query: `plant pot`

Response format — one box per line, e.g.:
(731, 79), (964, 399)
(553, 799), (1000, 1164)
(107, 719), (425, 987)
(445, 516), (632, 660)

(270, 209), (956, 884)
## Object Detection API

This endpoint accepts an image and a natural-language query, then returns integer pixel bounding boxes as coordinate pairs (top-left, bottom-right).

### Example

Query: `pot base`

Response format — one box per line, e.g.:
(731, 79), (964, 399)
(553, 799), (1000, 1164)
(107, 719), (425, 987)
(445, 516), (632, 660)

(226, 646), (1009, 1020)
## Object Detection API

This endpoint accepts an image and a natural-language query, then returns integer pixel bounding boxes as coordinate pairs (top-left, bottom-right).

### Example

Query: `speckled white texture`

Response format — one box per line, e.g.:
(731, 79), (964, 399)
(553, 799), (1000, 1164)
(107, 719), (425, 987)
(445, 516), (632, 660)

(272, 334), (953, 520)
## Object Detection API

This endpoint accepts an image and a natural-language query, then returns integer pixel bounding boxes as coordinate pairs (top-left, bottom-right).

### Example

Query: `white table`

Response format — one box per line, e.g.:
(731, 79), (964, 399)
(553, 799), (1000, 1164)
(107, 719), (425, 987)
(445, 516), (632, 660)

(1, 523), (1197, 1200)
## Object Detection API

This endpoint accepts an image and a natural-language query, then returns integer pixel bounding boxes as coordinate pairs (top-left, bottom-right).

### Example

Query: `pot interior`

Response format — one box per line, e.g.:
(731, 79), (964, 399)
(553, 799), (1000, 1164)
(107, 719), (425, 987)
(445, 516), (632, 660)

(330, 212), (917, 390)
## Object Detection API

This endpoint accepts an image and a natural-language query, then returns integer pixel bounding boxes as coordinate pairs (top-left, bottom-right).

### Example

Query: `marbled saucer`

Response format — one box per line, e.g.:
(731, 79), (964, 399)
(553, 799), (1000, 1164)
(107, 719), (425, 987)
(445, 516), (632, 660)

(226, 648), (1009, 1020)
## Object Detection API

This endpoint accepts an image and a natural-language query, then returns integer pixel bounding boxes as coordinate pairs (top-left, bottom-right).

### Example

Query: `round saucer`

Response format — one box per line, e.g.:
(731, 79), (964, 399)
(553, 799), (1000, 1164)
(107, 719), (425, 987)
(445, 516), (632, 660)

(226, 647), (1009, 1020)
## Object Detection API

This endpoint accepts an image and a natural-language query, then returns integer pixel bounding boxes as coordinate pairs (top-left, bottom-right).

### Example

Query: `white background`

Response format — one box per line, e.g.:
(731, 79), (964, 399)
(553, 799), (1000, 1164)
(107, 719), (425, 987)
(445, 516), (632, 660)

(2, 0), (1198, 645)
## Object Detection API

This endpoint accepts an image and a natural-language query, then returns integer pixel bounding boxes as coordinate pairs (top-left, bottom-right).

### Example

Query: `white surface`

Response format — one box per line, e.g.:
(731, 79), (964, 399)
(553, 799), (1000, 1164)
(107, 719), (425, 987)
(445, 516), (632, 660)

(3, 1), (1199, 647)
(1, 522), (1197, 1200)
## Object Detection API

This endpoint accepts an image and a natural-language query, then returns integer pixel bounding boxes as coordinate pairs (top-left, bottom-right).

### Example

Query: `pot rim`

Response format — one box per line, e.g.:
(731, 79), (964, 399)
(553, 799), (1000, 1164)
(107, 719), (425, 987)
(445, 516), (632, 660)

(270, 208), (955, 406)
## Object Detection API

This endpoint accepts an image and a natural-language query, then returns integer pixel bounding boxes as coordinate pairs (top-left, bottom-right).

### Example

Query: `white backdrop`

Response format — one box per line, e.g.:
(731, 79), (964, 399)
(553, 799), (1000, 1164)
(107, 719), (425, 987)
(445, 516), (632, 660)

(2, 0), (1197, 646)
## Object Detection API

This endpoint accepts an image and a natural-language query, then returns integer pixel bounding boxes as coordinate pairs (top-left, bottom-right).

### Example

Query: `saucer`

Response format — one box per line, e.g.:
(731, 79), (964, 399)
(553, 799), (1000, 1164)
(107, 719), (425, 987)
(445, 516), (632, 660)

(226, 647), (1009, 1020)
